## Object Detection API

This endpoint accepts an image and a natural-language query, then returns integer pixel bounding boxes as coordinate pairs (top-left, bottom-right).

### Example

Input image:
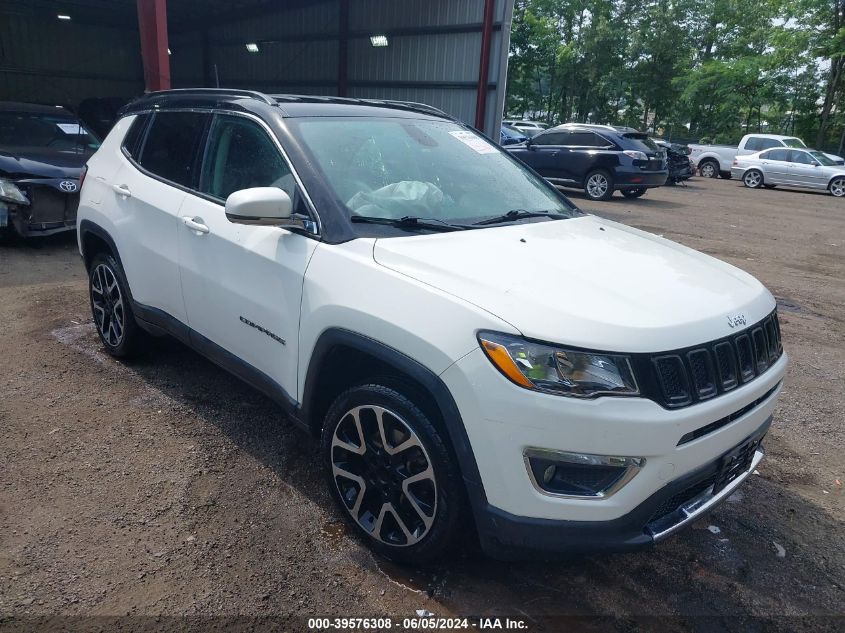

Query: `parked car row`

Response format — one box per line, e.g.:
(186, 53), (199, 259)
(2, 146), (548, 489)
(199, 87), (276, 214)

(689, 134), (844, 180)
(732, 147), (845, 197)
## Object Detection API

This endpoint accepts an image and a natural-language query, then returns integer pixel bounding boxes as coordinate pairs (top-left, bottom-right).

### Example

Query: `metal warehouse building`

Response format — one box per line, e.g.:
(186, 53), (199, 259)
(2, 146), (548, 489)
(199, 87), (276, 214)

(1, 0), (514, 138)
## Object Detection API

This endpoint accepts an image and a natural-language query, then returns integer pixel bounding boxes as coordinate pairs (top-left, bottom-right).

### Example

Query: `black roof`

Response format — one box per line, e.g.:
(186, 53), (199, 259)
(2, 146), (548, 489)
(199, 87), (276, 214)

(118, 89), (454, 121)
(0, 101), (75, 116)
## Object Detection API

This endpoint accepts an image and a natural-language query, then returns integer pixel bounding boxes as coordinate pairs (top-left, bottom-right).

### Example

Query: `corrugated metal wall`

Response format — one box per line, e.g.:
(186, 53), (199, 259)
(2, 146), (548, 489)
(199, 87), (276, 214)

(172, 0), (513, 137)
(0, 11), (143, 107)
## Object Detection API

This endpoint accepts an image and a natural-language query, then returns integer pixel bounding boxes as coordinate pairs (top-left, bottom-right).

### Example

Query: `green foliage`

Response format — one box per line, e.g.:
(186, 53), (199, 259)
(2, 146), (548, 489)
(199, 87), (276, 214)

(506, 0), (844, 151)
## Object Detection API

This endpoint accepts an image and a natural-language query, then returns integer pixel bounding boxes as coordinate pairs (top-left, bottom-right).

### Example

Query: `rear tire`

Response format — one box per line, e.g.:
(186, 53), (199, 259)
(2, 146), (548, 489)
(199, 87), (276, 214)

(584, 170), (614, 201)
(829, 177), (845, 197)
(620, 188), (647, 199)
(321, 383), (464, 564)
(88, 252), (144, 358)
(698, 160), (719, 179)
(742, 169), (764, 189)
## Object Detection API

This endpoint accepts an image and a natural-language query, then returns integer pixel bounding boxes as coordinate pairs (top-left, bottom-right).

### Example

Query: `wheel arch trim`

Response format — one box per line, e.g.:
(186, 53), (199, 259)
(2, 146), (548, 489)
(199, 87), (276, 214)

(301, 328), (485, 492)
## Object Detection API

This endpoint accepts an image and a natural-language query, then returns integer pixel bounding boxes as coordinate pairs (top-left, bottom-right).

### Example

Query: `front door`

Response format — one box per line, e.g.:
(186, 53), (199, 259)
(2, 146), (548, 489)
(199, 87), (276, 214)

(177, 113), (318, 400)
(787, 150), (827, 189)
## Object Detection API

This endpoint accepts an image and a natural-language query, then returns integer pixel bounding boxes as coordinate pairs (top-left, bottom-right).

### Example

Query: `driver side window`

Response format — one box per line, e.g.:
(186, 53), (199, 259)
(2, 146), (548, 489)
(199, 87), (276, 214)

(200, 114), (295, 202)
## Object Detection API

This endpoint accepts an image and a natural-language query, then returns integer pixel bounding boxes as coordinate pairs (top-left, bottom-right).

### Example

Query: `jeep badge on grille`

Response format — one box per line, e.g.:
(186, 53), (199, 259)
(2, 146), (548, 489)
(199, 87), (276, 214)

(727, 313), (747, 328)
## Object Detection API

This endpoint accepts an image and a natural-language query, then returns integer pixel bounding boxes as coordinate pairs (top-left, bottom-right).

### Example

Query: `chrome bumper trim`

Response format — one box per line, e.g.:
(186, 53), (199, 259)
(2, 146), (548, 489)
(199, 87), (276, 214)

(649, 448), (764, 541)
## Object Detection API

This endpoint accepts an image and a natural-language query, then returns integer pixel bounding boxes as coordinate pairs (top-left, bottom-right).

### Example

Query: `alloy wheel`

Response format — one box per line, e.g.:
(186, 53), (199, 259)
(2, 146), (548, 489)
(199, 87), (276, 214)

(743, 171), (762, 188)
(91, 263), (125, 347)
(586, 173), (609, 199)
(330, 405), (437, 547)
(699, 162), (716, 178)
(830, 178), (845, 197)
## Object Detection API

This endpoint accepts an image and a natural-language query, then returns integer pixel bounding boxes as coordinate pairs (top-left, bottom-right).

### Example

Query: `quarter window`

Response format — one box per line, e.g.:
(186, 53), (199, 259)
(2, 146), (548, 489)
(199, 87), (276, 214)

(138, 111), (208, 187)
(121, 113), (150, 159)
(199, 114), (294, 201)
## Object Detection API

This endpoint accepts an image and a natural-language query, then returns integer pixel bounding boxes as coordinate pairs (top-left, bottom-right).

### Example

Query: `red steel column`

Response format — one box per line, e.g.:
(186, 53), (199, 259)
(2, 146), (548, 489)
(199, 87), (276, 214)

(137, 0), (171, 91)
(474, 0), (495, 131)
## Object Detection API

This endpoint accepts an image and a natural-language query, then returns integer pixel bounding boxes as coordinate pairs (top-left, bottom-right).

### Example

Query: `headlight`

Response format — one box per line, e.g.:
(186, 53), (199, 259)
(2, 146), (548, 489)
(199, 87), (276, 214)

(478, 331), (639, 398)
(0, 179), (28, 205)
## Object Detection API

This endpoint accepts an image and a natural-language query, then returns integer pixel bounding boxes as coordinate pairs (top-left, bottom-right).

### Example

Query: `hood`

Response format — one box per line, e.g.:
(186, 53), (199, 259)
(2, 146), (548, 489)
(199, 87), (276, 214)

(373, 215), (775, 353)
(0, 146), (92, 179)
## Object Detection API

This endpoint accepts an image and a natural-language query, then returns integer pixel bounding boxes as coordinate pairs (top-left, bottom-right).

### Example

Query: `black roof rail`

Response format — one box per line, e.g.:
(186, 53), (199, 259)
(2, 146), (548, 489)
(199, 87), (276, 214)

(118, 88), (275, 117)
(142, 88), (275, 104)
(269, 94), (454, 121)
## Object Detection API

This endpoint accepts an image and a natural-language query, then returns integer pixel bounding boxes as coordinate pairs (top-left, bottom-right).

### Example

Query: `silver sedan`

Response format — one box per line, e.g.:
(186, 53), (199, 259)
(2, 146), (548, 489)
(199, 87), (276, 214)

(731, 148), (845, 197)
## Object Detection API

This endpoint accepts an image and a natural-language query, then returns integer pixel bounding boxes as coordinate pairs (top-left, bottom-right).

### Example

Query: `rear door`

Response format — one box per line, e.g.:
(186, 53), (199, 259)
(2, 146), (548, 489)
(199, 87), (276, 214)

(758, 149), (790, 183)
(177, 112), (319, 400)
(108, 110), (209, 325)
(557, 131), (612, 182)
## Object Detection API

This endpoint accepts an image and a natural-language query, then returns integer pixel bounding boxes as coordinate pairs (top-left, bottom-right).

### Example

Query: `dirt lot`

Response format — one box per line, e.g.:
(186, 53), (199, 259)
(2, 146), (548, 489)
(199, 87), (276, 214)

(1, 177), (843, 631)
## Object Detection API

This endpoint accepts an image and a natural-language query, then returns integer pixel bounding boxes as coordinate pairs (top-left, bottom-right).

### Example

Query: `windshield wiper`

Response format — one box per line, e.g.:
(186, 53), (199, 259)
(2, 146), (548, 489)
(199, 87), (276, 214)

(473, 209), (568, 226)
(351, 215), (471, 231)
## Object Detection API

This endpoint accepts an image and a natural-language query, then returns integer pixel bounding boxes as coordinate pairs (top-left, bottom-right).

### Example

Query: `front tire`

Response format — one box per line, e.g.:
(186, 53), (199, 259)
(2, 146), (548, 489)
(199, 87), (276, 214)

(88, 252), (143, 357)
(829, 177), (845, 197)
(698, 160), (719, 179)
(742, 169), (764, 189)
(321, 383), (463, 564)
(584, 170), (614, 201)
(620, 187), (647, 199)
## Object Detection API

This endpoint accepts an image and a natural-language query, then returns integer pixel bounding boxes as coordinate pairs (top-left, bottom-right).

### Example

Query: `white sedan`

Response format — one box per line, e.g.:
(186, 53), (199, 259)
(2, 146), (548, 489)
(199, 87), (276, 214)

(731, 147), (845, 197)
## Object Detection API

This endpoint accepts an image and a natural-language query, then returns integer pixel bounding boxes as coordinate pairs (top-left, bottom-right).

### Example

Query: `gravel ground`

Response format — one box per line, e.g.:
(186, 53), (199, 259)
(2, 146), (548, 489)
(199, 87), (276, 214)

(0, 176), (843, 632)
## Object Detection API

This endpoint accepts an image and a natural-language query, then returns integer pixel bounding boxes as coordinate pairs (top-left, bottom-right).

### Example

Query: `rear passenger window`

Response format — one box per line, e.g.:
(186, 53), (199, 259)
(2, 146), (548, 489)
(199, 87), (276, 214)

(121, 113), (149, 158)
(565, 132), (603, 147)
(745, 137), (762, 151)
(199, 114), (294, 201)
(763, 149), (789, 161)
(138, 111), (209, 187)
(758, 138), (781, 150)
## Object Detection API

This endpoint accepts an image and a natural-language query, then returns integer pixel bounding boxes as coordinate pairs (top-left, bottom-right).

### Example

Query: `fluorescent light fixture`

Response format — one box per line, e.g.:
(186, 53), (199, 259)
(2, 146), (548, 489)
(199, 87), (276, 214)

(370, 35), (389, 47)
(245, 42), (260, 53)
(57, 14), (71, 20)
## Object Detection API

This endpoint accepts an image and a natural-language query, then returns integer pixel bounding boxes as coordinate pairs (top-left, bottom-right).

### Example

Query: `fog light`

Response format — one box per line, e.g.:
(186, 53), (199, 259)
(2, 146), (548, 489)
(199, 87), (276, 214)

(524, 449), (643, 499)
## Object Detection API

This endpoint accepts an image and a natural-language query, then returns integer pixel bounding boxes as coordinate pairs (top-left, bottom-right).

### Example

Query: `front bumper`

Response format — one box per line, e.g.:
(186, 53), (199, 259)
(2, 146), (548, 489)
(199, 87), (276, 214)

(472, 420), (768, 558)
(441, 347), (786, 556)
(6, 178), (80, 237)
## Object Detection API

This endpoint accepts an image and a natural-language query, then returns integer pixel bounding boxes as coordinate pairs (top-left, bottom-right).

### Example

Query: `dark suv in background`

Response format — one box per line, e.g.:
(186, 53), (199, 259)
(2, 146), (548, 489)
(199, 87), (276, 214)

(508, 123), (668, 201)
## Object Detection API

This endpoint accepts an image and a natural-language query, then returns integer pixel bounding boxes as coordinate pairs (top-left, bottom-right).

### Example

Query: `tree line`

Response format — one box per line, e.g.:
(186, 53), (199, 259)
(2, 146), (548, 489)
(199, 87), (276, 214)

(505, 0), (844, 151)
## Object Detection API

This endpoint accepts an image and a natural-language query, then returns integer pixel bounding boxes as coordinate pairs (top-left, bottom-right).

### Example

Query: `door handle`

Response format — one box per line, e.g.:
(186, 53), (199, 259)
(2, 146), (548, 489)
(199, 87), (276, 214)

(182, 216), (209, 234)
(111, 183), (132, 197)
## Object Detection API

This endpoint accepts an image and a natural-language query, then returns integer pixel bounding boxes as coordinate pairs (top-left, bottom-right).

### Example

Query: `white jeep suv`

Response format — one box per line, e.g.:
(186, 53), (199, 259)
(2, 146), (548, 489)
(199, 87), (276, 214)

(77, 89), (787, 563)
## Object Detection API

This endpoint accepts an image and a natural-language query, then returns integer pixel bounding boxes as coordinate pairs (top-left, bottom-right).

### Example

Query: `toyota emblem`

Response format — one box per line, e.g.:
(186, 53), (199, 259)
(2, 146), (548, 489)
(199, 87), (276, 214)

(59, 180), (78, 193)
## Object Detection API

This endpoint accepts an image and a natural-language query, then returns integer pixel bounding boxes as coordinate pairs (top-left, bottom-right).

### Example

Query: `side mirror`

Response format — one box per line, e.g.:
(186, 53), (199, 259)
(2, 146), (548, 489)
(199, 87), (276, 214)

(225, 187), (292, 226)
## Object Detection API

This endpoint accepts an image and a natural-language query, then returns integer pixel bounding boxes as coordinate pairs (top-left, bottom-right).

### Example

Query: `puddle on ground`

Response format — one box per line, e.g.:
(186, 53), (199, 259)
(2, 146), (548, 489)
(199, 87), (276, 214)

(320, 521), (349, 545)
(775, 297), (806, 314)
